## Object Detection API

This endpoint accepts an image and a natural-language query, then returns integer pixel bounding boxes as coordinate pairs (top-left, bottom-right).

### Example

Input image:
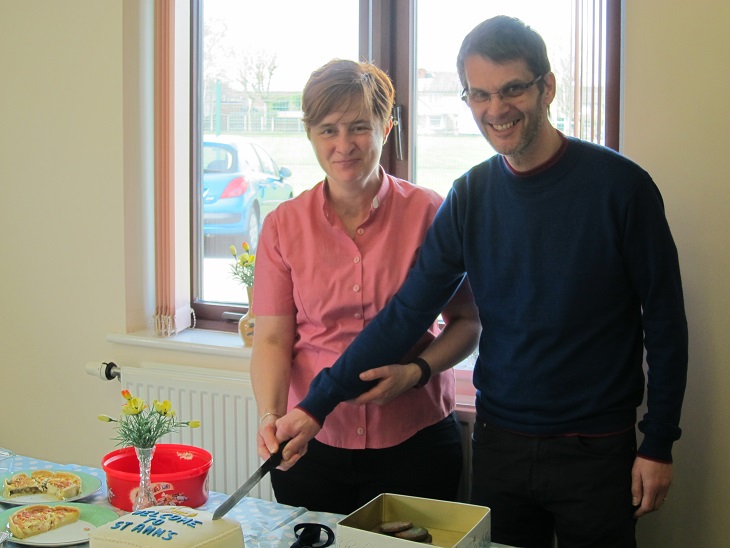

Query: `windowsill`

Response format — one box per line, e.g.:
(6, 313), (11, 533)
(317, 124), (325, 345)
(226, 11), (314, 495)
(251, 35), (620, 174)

(107, 328), (250, 358)
(106, 329), (477, 411)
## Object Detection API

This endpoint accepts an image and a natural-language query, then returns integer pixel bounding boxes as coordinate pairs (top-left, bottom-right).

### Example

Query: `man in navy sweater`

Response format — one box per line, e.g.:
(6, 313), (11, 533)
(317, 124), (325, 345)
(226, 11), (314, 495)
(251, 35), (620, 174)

(273, 16), (688, 547)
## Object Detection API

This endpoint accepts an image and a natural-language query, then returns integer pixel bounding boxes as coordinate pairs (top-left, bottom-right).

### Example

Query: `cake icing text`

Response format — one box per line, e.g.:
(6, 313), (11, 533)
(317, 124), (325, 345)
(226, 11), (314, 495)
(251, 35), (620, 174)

(105, 509), (205, 542)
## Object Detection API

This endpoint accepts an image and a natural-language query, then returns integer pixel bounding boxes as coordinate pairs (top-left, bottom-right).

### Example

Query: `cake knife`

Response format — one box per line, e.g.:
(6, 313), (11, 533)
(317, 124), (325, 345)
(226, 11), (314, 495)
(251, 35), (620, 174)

(212, 440), (289, 520)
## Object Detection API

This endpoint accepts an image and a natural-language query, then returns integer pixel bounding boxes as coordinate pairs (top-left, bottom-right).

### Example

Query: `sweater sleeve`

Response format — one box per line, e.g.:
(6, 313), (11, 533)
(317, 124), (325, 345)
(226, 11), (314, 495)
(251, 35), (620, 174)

(625, 177), (688, 461)
(298, 192), (468, 424)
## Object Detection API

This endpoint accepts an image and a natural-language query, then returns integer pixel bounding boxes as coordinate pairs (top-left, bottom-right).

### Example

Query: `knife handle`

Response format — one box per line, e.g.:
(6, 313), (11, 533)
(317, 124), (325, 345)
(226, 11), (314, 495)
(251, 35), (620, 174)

(267, 439), (290, 469)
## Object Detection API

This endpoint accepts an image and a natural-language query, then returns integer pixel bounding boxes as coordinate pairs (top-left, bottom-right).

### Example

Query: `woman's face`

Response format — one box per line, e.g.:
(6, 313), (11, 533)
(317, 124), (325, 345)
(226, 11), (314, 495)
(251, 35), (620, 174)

(308, 105), (391, 190)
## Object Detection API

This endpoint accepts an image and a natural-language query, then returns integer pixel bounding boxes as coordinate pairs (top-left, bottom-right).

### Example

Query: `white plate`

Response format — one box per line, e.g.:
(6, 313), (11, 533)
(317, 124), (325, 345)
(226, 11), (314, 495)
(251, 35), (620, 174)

(0, 502), (119, 546)
(0, 471), (102, 505)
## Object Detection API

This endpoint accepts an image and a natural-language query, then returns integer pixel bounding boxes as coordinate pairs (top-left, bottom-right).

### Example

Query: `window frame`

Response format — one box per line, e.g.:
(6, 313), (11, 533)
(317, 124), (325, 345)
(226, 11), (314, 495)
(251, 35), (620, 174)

(189, 0), (621, 332)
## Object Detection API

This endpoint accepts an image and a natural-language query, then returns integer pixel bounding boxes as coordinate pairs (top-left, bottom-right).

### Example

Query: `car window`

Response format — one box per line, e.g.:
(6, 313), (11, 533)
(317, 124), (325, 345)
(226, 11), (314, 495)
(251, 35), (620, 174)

(253, 144), (278, 177)
(203, 144), (233, 172)
(237, 144), (261, 172)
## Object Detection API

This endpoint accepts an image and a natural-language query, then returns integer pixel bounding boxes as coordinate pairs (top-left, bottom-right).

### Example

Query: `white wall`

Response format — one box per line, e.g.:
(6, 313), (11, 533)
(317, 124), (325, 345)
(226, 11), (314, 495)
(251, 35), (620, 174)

(1, 1), (728, 545)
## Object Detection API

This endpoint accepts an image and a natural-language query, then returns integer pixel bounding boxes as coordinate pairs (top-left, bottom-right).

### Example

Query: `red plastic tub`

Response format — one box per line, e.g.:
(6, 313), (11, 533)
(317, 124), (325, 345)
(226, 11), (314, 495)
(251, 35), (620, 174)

(101, 444), (212, 511)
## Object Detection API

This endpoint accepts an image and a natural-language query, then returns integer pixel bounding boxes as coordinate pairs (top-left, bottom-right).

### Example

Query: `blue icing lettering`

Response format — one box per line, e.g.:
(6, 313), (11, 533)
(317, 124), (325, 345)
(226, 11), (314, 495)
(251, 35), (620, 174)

(118, 525), (178, 541)
(165, 515), (202, 528)
(132, 510), (160, 518)
(110, 521), (134, 530)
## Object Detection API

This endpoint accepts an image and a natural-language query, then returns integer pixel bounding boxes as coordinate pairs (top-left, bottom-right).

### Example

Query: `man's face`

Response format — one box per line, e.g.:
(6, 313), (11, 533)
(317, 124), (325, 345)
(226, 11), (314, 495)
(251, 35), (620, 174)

(463, 55), (555, 169)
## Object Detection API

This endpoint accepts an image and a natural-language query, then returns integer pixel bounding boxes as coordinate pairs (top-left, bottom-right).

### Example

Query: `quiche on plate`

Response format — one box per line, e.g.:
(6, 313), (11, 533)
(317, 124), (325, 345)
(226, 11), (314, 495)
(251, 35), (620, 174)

(7, 504), (81, 539)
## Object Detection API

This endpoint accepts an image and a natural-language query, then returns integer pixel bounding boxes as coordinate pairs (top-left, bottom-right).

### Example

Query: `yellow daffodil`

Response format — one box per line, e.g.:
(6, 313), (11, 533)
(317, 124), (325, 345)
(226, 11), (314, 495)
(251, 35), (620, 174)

(100, 390), (201, 449)
(121, 397), (147, 415)
(153, 399), (174, 416)
(230, 242), (255, 287)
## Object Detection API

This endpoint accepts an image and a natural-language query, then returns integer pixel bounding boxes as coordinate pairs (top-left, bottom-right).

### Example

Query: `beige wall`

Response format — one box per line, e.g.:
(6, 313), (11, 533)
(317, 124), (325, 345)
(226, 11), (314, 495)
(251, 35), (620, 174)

(1, 0), (728, 545)
(623, 1), (730, 545)
(0, 0), (245, 468)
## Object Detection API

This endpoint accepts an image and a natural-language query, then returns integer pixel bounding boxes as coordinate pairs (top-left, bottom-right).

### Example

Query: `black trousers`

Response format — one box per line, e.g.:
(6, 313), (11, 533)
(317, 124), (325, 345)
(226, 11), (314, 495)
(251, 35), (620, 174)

(471, 421), (637, 548)
(270, 413), (463, 515)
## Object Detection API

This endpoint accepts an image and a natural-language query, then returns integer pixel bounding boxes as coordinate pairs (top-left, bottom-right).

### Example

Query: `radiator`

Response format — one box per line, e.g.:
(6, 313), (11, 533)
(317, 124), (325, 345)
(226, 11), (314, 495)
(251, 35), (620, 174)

(89, 361), (476, 504)
(117, 362), (273, 501)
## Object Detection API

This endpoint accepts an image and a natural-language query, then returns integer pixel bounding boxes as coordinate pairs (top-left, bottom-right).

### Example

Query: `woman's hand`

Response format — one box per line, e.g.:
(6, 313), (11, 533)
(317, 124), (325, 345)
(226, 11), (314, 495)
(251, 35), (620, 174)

(256, 413), (282, 462)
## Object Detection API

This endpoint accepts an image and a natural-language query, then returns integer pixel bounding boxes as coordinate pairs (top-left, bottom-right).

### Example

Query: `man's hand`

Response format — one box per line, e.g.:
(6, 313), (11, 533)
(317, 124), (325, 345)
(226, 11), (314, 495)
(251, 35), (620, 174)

(631, 456), (673, 517)
(273, 408), (322, 470)
(351, 363), (421, 406)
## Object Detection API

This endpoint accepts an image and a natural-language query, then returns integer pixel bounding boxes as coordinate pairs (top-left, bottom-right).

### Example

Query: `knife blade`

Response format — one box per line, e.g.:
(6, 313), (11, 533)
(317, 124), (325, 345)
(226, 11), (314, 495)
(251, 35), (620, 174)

(212, 440), (289, 520)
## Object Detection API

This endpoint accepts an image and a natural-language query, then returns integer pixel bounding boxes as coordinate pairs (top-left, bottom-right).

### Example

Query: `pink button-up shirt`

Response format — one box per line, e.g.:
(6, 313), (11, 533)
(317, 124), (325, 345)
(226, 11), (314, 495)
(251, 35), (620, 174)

(253, 170), (456, 449)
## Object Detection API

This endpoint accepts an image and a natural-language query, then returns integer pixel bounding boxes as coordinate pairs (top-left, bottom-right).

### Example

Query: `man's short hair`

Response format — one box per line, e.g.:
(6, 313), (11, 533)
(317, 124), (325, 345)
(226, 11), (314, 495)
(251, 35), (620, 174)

(457, 15), (551, 90)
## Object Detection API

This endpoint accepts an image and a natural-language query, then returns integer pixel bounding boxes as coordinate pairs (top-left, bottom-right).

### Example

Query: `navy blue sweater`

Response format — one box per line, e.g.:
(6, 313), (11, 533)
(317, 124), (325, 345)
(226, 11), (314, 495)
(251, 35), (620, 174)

(299, 137), (688, 462)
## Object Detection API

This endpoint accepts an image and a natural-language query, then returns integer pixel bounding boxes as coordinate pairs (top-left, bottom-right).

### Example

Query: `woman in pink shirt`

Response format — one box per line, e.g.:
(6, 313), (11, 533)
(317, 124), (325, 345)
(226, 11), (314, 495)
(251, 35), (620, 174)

(250, 59), (480, 515)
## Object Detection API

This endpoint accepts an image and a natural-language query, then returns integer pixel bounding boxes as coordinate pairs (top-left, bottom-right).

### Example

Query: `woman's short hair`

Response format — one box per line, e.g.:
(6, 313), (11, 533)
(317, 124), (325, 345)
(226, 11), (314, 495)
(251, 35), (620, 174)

(302, 59), (395, 133)
(456, 15), (551, 91)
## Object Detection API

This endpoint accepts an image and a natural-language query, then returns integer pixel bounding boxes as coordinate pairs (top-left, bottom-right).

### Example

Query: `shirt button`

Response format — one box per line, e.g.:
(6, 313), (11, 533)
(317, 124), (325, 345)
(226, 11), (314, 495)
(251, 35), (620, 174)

(353, 256), (360, 263)
(356, 427), (364, 435)
(353, 285), (360, 292)
(354, 313), (362, 319)
(357, 228), (364, 235)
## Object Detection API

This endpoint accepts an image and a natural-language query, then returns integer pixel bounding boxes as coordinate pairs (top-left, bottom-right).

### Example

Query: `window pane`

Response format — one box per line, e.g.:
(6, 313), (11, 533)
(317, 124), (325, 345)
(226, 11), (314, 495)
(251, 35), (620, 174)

(414, 1), (601, 194)
(199, 0), (359, 307)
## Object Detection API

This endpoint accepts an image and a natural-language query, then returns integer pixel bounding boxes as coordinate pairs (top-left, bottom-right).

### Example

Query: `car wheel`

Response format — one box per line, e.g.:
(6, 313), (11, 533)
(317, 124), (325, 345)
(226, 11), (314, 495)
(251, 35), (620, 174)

(246, 207), (261, 251)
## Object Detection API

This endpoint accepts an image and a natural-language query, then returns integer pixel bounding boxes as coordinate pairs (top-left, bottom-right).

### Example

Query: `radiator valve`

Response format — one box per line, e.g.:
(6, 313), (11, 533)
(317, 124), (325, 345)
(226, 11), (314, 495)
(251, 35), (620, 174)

(86, 361), (121, 381)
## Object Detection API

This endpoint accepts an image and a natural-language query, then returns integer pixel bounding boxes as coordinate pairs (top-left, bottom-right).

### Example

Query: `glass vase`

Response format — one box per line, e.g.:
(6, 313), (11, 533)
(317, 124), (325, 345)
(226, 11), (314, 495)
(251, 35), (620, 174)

(238, 286), (255, 347)
(133, 445), (157, 510)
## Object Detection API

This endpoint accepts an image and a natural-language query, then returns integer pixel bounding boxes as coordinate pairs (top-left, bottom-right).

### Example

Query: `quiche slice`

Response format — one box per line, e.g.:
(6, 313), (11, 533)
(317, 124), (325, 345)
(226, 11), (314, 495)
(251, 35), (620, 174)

(45, 472), (82, 500)
(30, 470), (55, 489)
(7, 504), (81, 539)
(3, 473), (42, 498)
(3, 471), (82, 500)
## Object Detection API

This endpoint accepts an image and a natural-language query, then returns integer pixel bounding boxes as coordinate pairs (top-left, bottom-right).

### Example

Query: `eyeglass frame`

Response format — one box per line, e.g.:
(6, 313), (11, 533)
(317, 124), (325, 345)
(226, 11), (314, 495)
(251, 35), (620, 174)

(461, 74), (545, 105)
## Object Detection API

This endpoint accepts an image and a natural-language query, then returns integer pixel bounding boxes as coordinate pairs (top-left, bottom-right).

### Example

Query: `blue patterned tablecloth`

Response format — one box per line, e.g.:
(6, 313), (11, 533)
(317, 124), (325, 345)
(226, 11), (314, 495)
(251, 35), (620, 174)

(2, 455), (512, 547)
(1, 455), (343, 547)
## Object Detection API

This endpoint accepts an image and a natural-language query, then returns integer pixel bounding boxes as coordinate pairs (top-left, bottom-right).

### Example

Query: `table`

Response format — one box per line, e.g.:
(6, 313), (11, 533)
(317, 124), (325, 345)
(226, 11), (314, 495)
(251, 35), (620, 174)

(2, 455), (513, 547)
(1, 455), (343, 547)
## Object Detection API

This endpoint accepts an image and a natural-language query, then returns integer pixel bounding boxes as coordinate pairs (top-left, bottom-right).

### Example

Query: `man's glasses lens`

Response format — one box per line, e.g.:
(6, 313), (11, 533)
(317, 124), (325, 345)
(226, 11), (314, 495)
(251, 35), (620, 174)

(462, 74), (544, 104)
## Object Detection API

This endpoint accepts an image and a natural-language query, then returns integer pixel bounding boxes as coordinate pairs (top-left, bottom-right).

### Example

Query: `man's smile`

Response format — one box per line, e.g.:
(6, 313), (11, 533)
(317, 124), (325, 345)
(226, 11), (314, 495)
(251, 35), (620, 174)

(491, 119), (520, 131)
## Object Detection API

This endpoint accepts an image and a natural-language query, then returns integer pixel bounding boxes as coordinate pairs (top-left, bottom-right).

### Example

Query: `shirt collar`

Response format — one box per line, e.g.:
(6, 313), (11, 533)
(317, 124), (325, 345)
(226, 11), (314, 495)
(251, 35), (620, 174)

(319, 166), (391, 226)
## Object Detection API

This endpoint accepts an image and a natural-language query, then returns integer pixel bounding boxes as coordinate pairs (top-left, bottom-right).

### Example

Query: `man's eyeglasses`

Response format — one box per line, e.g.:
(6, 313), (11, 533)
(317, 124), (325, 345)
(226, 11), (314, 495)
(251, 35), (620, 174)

(461, 74), (544, 105)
